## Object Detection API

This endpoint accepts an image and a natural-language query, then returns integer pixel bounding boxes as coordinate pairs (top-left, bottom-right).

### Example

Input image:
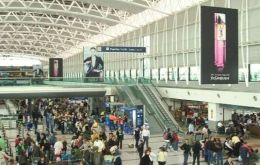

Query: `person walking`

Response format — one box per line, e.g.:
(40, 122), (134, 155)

(172, 131), (179, 152)
(157, 147), (167, 165)
(140, 149), (152, 165)
(142, 127), (150, 148)
(192, 140), (202, 165)
(180, 139), (191, 165)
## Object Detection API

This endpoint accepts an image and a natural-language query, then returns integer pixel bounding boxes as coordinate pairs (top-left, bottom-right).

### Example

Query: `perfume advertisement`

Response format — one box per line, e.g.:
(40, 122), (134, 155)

(201, 6), (238, 84)
(49, 58), (63, 80)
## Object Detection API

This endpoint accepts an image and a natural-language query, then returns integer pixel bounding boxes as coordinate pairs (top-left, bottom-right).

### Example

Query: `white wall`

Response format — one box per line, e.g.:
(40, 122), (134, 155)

(157, 87), (260, 108)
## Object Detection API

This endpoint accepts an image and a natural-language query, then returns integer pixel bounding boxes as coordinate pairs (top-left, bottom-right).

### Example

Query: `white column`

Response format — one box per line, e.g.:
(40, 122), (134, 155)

(208, 103), (222, 131)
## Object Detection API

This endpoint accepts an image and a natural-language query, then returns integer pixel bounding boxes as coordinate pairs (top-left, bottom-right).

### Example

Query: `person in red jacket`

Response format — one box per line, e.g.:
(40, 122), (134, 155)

(171, 131), (179, 152)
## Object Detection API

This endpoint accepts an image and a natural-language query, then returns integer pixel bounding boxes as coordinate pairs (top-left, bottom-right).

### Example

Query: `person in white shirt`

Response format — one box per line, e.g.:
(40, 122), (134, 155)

(188, 122), (194, 134)
(93, 137), (105, 165)
(54, 138), (63, 161)
(202, 126), (209, 138)
(142, 127), (150, 148)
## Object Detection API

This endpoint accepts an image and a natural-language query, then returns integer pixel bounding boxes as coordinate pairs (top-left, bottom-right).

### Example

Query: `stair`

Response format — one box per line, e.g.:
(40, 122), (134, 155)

(139, 84), (180, 133)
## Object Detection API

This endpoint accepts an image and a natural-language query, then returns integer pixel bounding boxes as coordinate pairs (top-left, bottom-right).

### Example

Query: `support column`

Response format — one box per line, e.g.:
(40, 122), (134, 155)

(208, 103), (223, 131)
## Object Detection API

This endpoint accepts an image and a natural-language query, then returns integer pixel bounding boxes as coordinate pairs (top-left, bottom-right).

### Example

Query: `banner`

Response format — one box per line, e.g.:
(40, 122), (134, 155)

(49, 58), (63, 80)
(97, 46), (146, 53)
(201, 6), (238, 84)
(33, 65), (43, 77)
(83, 47), (104, 79)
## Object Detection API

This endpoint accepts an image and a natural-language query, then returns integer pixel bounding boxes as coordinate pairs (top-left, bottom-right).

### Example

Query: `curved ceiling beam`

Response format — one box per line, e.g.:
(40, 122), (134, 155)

(0, 13), (115, 38)
(0, 49), (56, 58)
(0, 38), (77, 51)
(0, 53), (49, 61)
(0, 30), (86, 43)
(0, 24), (93, 43)
(0, 43), (66, 52)
(0, 1), (138, 28)
(115, 0), (170, 15)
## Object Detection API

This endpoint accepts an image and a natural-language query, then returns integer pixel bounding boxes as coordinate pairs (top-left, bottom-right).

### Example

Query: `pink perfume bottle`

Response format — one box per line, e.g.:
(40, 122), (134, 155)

(53, 60), (59, 77)
(214, 13), (226, 72)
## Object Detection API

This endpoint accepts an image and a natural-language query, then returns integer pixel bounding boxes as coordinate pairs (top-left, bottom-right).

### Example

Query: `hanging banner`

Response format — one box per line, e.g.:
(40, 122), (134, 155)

(83, 47), (104, 80)
(97, 46), (146, 53)
(201, 6), (238, 84)
(49, 58), (63, 81)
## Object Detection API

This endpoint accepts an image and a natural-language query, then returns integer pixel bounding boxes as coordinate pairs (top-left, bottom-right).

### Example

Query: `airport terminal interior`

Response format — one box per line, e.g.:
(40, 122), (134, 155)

(1, 0), (260, 165)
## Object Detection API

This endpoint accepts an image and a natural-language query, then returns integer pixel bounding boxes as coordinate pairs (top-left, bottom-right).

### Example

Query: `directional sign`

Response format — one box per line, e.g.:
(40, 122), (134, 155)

(97, 46), (146, 53)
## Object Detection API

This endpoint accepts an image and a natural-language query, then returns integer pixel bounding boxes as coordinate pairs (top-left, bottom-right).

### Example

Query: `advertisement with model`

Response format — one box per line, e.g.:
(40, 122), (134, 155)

(83, 47), (104, 81)
(201, 6), (238, 84)
(49, 58), (63, 81)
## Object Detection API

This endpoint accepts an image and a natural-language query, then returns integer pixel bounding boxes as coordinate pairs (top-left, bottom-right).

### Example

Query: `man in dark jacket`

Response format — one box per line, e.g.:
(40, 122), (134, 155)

(181, 139), (191, 165)
(137, 140), (145, 159)
(134, 127), (140, 148)
(192, 140), (202, 165)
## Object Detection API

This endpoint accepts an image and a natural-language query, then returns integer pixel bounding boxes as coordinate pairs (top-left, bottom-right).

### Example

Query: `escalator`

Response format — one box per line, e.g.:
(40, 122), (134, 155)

(139, 84), (181, 133)
(115, 85), (164, 134)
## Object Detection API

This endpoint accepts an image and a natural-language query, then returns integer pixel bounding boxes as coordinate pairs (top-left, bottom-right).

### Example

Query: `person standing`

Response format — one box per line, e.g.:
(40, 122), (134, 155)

(134, 127), (140, 148)
(157, 147), (167, 165)
(116, 128), (124, 149)
(192, 140), (202, 165)
(142, 127), (150, 148)
(215, 138), (223, 165)
(137, 140), (145, 160)
(180, 139), (191, 165)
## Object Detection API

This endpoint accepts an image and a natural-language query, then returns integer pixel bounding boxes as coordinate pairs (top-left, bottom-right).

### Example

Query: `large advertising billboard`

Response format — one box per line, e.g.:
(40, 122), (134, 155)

(49, 58), (63, 80)
(201, 6), (238, 84)
(83, 47), (104, 80)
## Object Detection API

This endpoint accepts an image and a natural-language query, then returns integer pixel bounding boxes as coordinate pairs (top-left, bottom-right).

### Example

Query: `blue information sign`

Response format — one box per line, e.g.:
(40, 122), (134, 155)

(97, 46), (146, 53)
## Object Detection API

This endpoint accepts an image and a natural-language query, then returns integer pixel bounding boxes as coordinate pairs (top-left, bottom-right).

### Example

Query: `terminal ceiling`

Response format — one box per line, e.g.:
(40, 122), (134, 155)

(0, 0), (205, 61)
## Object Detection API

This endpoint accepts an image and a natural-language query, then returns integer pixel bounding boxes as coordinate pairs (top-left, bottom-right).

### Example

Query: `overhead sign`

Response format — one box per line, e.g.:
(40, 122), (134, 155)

(201, 6), (238, 84)
(97, 46), (146, 53)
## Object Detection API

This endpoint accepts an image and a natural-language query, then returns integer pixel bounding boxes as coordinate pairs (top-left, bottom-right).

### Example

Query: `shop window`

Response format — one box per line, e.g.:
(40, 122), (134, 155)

(110, 70), (114, 78)
(250, 64), (260, 82)
(179, 67), (188, 81)
(168, 68), (178, 81)
(239, 68), (246, 82)
(144, 69), (151, 79)
(105, 70), (110, 78)
(119, 70), (124, 80)
(159, 68), (167, 80)
(131, 69), (137, 79)
(125, 70), (130, 78)
(115, 71), (119, 80)
(189, 66), (199, 81)
(143, 35), (150, 55)
(152, 69), (158, 80)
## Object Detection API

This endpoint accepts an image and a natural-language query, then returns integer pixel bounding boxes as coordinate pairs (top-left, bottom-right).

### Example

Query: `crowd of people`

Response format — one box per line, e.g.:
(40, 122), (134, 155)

(2, 97), (260, 165)
(1, 98), (128, 165)
(171, 110), (260, 165)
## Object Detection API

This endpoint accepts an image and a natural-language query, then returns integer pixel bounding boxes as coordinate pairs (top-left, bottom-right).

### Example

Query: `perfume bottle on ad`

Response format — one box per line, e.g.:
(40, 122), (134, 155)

(53, 60), (59, 77)
(214, 13), (226, 72)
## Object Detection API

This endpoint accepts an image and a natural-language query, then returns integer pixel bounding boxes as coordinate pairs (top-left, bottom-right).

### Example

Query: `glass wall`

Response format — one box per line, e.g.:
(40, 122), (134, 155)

(189, 66), (199, 81)
(250, 64), (260, 82)
(152, 69), (158, 80)
(179, 67), (188, 81)
(159, 68), (167, 80)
